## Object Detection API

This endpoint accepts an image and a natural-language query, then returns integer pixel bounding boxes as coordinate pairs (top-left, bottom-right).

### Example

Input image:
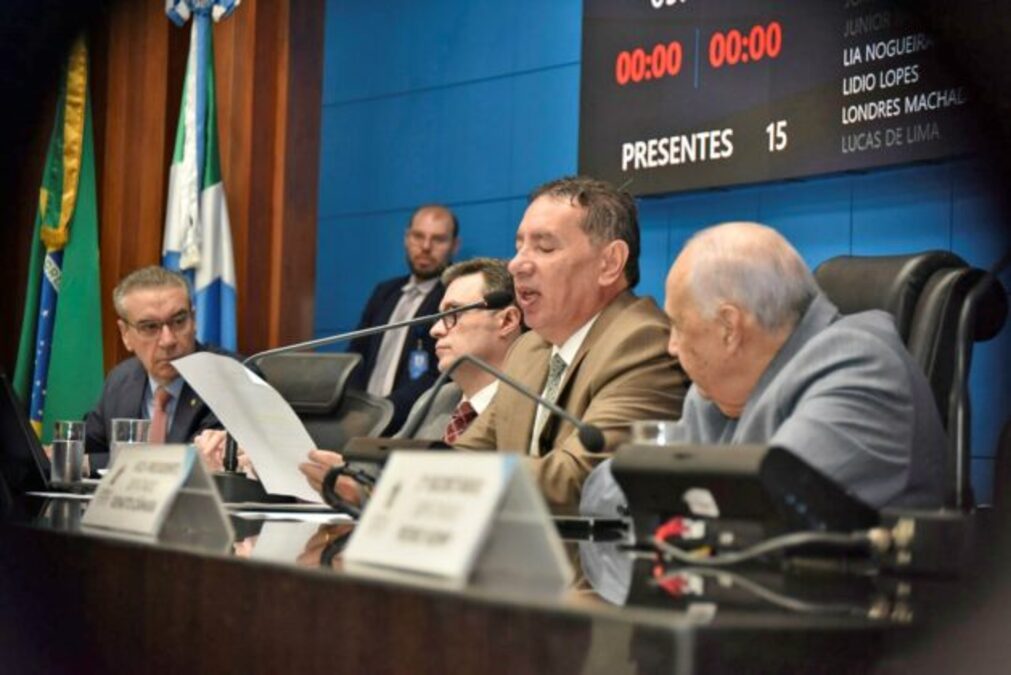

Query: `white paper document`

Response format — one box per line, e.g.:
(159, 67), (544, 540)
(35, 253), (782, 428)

(173, 352), (320, 502)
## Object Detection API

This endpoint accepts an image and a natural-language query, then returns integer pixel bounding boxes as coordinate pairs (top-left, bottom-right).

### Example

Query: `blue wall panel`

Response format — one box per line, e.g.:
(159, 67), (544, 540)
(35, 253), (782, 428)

(755, 177), (853, 269)
(318, 66), (580, 219)
(317, 0), (1010, 501)
(851, 164), (953, 255)
(323, 0), (581, 105)
(636, 198), (672, 306)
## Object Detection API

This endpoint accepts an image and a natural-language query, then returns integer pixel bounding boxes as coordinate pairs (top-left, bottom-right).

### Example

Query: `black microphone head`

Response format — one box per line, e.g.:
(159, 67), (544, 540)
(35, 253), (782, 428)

(482, 290), (513, 310)
(578, 425), (606, 453)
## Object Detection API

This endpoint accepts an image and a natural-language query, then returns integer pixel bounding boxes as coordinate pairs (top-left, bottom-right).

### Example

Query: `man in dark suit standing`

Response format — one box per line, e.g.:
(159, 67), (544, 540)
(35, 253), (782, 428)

(346, 204), (460, 432)
(84, 266), (230, 469)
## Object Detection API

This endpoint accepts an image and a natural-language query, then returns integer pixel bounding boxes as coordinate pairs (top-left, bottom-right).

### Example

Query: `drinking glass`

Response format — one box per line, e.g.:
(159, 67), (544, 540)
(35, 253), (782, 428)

(630, 420), (680, 445)
(51, 420), (85, 484)
(109, 418), (151, 469)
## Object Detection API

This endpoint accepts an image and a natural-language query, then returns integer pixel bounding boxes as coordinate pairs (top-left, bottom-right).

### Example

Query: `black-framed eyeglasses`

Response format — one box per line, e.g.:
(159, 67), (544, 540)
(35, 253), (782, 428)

(438, 307), (492, 330)
(123, 310), (193, 339)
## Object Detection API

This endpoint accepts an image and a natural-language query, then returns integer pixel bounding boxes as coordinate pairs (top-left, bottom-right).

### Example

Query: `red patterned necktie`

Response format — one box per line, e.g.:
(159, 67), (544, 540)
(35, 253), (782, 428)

(148, 386), (173, 443)
(443, 400), (478, 445)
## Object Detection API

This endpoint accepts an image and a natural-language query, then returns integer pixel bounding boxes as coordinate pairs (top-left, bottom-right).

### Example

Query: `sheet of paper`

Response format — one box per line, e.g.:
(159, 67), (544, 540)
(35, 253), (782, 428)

(248, 521), (327, 563)
(173, 352), (320, 502)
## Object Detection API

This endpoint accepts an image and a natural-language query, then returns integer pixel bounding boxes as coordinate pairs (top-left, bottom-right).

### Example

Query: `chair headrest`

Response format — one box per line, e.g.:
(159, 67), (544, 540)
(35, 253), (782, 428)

(251, 353), (363, 414)
(814, 251), (967, 341)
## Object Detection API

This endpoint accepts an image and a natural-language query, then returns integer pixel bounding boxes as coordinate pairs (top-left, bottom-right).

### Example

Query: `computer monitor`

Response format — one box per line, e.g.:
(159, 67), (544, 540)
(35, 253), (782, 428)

(0, 372), (50, 494)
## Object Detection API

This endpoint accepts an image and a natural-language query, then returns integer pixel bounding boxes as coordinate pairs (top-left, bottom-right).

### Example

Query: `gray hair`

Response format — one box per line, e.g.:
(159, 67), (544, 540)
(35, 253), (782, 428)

(113, 266), (191, 319)
(683, 222), (817, 330)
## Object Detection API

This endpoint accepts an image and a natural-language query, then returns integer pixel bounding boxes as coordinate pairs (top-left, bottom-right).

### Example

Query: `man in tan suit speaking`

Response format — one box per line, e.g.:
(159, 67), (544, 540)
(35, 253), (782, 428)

(454, 176), (688, 509)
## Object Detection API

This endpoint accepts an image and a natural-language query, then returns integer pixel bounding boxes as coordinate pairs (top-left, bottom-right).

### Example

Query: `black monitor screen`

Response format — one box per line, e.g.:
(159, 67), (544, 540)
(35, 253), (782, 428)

(579, 0), (982, 195)
(0, 373), (49, 494)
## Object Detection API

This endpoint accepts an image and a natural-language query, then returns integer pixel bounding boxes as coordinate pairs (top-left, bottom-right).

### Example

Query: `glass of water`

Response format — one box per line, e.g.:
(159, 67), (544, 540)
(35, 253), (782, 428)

(109, 418), (151, 469)
(51, 420), (85, 484)
(630, 419), (680, 445)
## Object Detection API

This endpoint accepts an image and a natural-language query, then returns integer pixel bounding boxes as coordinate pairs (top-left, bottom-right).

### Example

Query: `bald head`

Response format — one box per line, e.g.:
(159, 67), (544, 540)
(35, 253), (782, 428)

(404, 204), (459, 280)
(675, 222), (817, 332)
(664, 223), (818, 418)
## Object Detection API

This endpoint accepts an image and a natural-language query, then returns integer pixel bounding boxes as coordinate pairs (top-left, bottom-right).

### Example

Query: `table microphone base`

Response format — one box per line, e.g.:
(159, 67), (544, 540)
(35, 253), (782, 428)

(213, 471), (270, 503)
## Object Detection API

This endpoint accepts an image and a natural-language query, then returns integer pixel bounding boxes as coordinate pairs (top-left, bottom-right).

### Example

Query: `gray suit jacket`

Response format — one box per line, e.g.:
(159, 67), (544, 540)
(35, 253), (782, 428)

(394, 382), (462, 440)
(582, 293), (947, 515)
(83, 343), (237, 466)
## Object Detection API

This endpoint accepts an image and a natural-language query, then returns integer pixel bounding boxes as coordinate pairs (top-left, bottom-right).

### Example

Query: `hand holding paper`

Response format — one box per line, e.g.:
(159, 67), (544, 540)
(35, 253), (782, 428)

(172, 352), (320, 502)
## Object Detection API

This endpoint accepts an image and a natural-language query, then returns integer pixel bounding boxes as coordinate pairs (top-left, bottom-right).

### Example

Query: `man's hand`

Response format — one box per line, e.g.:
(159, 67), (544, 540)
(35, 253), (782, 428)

(194, 429), (228, 471)
(298, 449), (362, 505)
(296, 522), (354, 569)
(194, 429), (256, 477)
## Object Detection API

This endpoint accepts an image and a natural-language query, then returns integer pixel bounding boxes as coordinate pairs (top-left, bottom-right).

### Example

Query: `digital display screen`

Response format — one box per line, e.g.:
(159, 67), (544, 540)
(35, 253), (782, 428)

(579, 0), (981, 196)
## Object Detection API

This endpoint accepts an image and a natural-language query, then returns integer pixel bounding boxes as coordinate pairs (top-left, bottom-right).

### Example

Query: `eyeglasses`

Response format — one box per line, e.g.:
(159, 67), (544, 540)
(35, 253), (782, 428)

(408, 230), (453, 247)
(123, 310), (193, 339)
(438, 307), (492, 330)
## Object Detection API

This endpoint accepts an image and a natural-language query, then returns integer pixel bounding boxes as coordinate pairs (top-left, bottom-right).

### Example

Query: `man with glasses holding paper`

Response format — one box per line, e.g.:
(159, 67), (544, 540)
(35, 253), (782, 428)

(83, 266), (235, 470)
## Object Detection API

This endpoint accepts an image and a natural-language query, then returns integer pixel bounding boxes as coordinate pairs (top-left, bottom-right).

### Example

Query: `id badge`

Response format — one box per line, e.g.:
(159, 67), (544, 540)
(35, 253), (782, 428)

(408, 340), (430, 380)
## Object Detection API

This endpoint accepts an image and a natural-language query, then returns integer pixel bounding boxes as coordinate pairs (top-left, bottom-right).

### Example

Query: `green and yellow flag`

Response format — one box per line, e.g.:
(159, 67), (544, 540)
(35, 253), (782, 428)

(13, 36), (104, 442)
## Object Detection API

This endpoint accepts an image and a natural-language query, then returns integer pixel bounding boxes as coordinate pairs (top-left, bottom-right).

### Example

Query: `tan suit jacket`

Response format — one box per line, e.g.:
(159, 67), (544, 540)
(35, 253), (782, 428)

(455, 291), (688, 509)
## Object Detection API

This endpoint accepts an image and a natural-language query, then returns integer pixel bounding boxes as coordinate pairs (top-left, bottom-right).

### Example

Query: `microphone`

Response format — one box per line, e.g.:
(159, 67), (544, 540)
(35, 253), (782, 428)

(403, 353), (606, 453)
(242, 289), (513, 366)
(221, 290), (514, 472)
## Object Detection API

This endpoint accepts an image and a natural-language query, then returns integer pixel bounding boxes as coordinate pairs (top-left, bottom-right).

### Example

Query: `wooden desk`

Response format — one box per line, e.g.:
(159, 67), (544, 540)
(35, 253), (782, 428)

(0, 498), (960, 674)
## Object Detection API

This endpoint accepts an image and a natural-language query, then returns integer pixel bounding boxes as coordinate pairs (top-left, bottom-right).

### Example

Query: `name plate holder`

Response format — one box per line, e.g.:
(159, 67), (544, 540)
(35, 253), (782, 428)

(82, 444), (234, 553)
(343, 452), (573, 596)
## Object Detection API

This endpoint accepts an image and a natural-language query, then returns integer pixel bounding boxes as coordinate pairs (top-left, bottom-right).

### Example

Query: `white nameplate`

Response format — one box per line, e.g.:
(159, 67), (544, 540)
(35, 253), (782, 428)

(82, 444), (234, 552)
(344, 452), (573, 595)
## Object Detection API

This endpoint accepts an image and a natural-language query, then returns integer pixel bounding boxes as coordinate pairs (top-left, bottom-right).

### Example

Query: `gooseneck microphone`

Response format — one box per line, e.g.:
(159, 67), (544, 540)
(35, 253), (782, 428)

(241, 289), (514, 366)
(403, 353), (606, 453)
(221, 290), (514, 472)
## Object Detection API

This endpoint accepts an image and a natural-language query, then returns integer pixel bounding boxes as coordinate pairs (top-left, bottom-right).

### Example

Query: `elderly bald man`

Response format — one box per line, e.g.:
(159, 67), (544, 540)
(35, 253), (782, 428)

(581, 222), (946, 516)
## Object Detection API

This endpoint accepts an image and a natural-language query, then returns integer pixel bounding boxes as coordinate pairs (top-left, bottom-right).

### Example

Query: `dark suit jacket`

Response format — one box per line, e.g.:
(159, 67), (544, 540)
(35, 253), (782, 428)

(346, 275), (444, 433)
(83, 343), (236, 465)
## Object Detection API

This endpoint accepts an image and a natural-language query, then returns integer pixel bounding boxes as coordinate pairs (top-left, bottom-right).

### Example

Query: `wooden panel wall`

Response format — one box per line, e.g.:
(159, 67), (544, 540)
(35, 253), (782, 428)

(0, 0), (324, 375)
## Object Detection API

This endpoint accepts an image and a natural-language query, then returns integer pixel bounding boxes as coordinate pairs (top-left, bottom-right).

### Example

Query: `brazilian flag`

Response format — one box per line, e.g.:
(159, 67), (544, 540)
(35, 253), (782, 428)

(13, 36), (104, 442)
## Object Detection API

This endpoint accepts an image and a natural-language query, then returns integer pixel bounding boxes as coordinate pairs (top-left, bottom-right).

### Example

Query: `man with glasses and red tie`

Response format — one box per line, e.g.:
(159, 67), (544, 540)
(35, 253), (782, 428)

(300, 257), (524, 496)
(83, 266), (237, 470)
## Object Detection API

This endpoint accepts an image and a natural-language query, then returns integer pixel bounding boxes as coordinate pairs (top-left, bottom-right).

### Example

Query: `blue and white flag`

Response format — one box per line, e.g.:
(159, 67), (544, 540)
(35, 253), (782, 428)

(163, 2), (238, 350)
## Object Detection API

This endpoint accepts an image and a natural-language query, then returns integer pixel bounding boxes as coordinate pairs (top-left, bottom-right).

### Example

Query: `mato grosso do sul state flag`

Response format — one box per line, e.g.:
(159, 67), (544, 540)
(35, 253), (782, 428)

(162, 1), (240, 350)
(13, 35), (104, 442)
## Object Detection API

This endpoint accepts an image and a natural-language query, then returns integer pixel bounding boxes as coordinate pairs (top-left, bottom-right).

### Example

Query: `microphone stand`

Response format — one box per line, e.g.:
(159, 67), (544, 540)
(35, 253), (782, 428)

(316, 353), (606, 516)
(403, 353), (606, 452)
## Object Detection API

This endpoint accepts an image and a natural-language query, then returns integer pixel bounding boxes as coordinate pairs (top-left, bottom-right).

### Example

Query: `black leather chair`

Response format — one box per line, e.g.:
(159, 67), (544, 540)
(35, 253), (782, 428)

(815, 251), (1008, 510)
(250, 353), (393, 451)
